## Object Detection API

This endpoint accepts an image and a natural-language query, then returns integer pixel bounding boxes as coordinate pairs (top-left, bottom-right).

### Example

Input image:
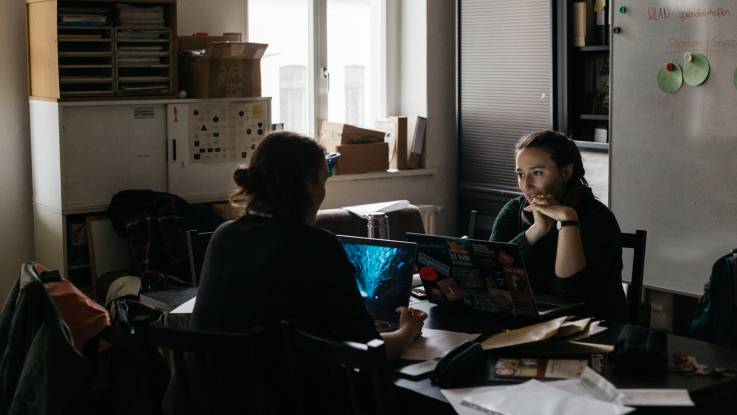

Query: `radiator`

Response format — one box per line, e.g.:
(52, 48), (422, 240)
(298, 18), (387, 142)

(416, 204), (443, 235)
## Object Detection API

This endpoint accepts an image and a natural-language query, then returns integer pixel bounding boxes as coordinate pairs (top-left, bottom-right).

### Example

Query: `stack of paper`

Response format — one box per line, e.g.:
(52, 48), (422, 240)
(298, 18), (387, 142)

(117, 5), (165, 28)
(462, 378), (632, 415)
(441, 367), (694, 415)
(59, 6), (111, 27)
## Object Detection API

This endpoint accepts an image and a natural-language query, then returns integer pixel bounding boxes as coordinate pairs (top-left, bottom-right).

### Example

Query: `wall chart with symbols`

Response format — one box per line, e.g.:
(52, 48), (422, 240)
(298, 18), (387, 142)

(167, 97), (271, 200)
(187, 101), (268, 164)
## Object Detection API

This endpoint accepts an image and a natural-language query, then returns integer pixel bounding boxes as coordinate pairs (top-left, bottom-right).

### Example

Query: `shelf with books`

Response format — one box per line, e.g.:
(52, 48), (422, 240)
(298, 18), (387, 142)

(26, 0), (177, 100)
(579, 113), (608, 121)
(576, 45), (609, 53)
(115, 16), (174, 96)
(555, 1), (611, 150)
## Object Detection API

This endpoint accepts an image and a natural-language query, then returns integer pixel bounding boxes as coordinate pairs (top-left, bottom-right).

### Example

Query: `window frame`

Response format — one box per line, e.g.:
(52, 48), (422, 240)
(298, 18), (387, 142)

(246, 0), (389, 137)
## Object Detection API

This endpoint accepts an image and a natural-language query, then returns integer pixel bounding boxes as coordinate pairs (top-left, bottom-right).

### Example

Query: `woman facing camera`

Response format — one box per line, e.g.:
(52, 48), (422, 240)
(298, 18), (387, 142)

(490, 130), (627, 321)
(192, 130), (425, 355)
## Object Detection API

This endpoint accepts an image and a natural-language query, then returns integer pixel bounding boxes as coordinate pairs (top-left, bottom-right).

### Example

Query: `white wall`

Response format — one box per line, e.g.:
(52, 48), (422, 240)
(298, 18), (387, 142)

(399, 0), (427, 117)
(424, 0), (457, 234)
(177, 0), (247, 36)
(0, 0), (34, 305)
(581, 150), (609, 206)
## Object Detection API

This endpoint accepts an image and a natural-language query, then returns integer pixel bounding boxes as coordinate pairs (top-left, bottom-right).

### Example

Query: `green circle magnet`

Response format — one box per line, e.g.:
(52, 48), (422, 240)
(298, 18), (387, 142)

(682, 52), (710, 86)
(657, 62), (683, 94)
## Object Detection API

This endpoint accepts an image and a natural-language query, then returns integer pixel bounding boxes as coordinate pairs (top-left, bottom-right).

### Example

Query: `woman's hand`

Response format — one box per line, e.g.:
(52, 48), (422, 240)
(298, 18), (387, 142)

(525, 194), (578, 222)
(525, 194), (585, 278)
(523, 194), (578, 245)
(381, 306), (427, 361)
(396, 306), (427, 339)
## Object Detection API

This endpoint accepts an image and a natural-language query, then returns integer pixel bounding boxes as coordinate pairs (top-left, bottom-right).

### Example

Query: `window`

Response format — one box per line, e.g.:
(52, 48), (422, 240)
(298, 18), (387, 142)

(248, 0), (386, 136)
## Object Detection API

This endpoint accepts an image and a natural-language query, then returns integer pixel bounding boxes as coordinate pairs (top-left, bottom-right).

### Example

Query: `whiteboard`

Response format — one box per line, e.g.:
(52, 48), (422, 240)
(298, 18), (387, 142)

(611, 0), (737, 295)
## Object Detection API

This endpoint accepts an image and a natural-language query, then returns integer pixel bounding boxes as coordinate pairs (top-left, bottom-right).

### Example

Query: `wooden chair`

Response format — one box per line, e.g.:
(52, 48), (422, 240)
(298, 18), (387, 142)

(147, 324), (270, 415)
(280, 320), (392, 415)
(185, 229), (213, 286)
(466, 209), (495, 240)
(620, 230), (648, 325)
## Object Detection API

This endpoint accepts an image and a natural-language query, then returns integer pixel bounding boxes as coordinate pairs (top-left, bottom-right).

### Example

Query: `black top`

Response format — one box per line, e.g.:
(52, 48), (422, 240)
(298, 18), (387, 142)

(490, 187), (628, 321)
(192, 215), (379, 342)
(164, 216), (380, 415)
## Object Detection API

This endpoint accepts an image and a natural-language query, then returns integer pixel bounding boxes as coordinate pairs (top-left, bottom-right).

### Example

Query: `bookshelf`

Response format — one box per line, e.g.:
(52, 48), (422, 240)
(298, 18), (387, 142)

(27, 0), (177, 100)
(555, 0), (611, 150)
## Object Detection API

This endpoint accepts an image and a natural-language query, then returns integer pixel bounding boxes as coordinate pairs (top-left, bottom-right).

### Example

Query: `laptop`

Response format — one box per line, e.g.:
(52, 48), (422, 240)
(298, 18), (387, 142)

(405, 233), (582, 318)
(338, 235), (418, 332)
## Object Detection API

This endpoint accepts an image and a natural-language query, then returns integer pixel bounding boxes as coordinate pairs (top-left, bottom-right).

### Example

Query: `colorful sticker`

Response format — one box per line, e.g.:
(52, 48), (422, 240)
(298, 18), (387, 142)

(417, 252), (450, 276)
(437, 278), (464, 301)
(419, 267), (438, 282)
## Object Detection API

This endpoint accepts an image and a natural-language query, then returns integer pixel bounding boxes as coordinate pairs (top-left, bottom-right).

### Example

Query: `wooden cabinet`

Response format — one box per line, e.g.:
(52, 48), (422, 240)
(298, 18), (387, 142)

(555, 0), (611, 151)
(29, 97), (271, 285)
(26, 0), (177, 99)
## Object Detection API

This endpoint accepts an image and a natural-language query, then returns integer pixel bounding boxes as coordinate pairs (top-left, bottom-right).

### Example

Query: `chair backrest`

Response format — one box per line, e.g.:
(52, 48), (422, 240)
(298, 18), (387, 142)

(147, 324), (270, 415)
(466, 209), (495, 240)
(620, 230), (648, 324)
(280, 320), (392, 415)
(185, 230), (213, 286)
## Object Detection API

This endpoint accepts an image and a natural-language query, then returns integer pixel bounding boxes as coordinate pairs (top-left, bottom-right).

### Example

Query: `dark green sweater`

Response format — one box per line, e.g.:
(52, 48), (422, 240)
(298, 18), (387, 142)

(490, 189), (628, 322)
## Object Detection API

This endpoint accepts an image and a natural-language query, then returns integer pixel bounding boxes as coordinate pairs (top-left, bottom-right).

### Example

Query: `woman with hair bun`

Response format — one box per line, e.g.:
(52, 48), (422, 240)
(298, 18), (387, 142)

(193, 130), (424, 354)
(164, 131), (426, 414)
(490, 130), (627, 321)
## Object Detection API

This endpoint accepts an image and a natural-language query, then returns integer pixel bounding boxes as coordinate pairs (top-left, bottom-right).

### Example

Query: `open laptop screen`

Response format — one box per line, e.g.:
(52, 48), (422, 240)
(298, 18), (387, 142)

(406, 233), (541, 317)
(338, 236), (417, 323)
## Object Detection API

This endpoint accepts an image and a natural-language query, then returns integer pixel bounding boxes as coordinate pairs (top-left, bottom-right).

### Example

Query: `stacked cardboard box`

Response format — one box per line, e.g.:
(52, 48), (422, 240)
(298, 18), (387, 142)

(319, 122), (388, 175)
(179, 33), (267, 98)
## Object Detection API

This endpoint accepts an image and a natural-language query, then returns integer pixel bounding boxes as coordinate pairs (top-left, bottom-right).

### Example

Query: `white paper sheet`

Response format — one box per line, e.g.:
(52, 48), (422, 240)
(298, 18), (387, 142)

(400, 328), (480, 361)
(441, 386), (512, 415)
(342, 200), (410, 217)
(170, 296), (196, 314)
(461, 379), (634, 415)
(620, 389), (694, 407)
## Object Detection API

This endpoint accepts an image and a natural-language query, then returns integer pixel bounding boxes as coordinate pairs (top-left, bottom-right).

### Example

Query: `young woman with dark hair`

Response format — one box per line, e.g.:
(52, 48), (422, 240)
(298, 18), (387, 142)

(163, 131), (426, 414)
(490, 130), (627, 321)
(192, 131), (425, 357)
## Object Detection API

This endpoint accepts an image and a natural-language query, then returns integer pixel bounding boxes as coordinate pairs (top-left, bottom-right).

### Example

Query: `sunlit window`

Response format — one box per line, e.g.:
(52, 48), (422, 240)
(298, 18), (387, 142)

(248, 0), (385, 135)
(248, 0), (309, 134)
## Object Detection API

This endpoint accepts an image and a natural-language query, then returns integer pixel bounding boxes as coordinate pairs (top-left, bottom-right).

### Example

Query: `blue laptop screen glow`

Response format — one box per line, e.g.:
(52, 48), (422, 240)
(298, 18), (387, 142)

(340, 241), (415, 321)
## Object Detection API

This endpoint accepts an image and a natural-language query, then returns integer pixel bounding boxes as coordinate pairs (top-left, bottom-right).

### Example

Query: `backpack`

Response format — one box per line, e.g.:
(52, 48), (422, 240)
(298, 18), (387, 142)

(689, 249), (737, 347)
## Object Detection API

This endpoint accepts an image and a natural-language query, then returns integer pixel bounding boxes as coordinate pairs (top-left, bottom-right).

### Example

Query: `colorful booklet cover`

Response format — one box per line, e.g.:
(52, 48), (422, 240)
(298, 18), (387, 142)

(492, 358), (587, 380)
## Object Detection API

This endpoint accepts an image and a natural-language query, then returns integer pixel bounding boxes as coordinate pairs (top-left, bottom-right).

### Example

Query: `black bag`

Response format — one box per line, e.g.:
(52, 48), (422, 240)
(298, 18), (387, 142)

(610, 325), (668, 378)
(430, 341), (485, 388)
(689, 249), (737, 347)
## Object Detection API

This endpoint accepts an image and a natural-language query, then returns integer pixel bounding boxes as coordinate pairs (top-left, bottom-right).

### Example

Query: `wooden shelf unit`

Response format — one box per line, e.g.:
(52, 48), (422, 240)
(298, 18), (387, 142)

(26, 0), (178, 100)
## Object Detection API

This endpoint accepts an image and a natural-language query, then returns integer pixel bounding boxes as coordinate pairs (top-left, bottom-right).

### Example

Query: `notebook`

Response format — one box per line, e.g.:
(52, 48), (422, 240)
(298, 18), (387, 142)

(338, 235), (417, 331)
(405, 233), (582, 318)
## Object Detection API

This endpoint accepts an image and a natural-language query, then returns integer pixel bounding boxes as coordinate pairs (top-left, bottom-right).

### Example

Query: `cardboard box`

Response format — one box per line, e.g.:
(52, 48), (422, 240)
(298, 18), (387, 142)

(335, 142), (389, 175)
(319, 121), (385, 152)
(178, 33), (243, 52)
(179, 37), (267, 98)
